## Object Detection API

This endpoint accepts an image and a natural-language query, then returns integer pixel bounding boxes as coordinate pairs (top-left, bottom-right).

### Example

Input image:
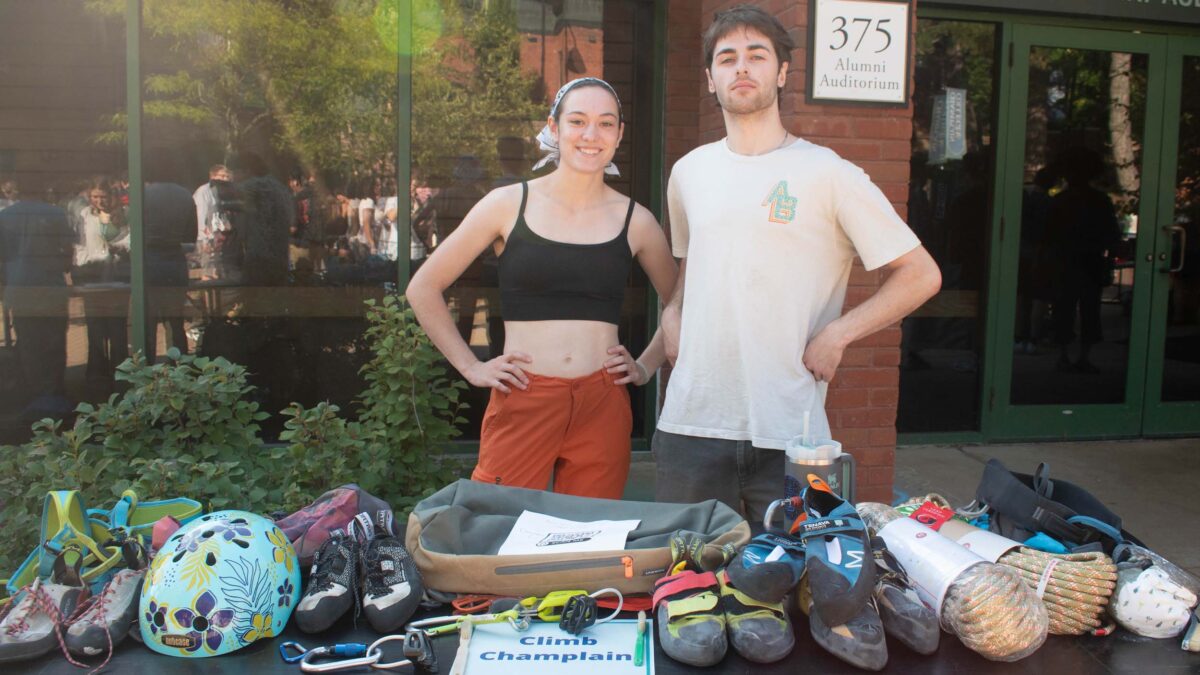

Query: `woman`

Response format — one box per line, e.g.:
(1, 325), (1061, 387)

(73, 177), (130, 380)
(407, 78), (677, 499)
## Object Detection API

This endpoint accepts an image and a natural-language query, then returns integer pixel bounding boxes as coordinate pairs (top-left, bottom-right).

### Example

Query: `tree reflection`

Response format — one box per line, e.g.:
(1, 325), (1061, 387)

(87, 0), (542, 186)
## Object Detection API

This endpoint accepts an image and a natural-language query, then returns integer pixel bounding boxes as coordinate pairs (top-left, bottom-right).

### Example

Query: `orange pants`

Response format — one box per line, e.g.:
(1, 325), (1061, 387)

(472, 368), (632, 499)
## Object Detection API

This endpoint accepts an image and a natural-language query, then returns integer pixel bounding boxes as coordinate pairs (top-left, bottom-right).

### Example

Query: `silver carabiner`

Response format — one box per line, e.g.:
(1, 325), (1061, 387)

(299, 644), (382, 673)
(764, 497), (789, 532)
(405, 613), (464, 636)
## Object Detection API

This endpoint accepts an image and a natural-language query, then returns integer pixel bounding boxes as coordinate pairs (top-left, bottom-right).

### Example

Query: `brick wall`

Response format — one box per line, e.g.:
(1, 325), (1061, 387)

(664, 0), (916, 504)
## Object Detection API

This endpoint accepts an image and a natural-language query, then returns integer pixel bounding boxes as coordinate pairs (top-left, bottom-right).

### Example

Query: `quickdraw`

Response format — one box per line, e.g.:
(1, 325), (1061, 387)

(280, 632), (437, 673)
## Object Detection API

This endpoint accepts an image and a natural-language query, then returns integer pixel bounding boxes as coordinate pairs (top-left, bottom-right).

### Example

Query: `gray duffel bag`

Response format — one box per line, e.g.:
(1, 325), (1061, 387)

(405, 479), (750, 596)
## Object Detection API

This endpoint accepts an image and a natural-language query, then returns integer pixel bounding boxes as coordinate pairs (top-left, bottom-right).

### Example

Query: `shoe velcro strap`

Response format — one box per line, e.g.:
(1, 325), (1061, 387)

(797, 516), (863, 541)
(663, 591), (721, 620)
(652, 570), (718, 609)
(719, 580), (786, 620)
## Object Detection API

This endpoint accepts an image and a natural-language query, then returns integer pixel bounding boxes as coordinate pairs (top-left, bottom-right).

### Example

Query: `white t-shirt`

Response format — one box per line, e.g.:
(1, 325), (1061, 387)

(192, 183), (217, 243)
(377, 196), (400, 261)
(658, 137), (920, 449)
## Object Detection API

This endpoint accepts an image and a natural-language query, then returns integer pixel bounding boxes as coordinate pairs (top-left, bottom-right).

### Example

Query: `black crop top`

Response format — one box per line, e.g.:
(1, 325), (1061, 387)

(498, 182), (634, 324)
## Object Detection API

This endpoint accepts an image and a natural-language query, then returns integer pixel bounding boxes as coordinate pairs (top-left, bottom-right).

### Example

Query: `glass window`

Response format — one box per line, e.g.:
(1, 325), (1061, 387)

(898, 19), (1000, 433)
(138, 0), (401, 440)
(412, 0), (659, 440)
(0, 1), (127, 444)
(1009, 47), (1147, 406)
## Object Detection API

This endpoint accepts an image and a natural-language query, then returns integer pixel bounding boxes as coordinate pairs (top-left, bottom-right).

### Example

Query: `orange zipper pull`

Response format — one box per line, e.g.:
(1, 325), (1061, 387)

(621, 555), (634, 579)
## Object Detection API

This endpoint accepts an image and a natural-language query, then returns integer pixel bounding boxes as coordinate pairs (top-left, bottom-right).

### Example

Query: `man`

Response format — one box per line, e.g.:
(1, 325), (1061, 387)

(0, 195), (74, 417)
(193, 164), (234, 280)
(655, 5), (941, 522)
(143, 182), (197, 363)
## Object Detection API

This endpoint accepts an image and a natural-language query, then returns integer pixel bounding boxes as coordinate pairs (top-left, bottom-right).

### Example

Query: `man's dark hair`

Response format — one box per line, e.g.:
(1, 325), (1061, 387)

(702, 4), (795, 70)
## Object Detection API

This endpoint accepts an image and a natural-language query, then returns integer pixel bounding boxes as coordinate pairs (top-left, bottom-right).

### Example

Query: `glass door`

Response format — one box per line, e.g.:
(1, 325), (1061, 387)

(992, 26), (1167, 438)
(1143, 37), (1200, 435)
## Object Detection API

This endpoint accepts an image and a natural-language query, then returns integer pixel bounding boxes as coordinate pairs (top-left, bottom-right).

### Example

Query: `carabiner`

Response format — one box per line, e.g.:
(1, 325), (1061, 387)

(279, 641), (308, 663)
(406, 613), (466, 636)
(365, 634), (415, 671)
(298, 643), (378, 673)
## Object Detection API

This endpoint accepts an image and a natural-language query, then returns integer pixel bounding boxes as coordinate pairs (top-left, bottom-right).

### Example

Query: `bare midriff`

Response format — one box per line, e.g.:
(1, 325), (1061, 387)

(502, 320), (620, 378)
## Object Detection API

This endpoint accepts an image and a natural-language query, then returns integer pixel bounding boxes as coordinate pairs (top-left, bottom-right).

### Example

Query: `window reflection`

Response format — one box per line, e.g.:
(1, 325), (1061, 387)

(0, 1), (127, 442)
(136, 0), (402, 438)
(1009, 49), (1147, 406)
(1, 0), (658, 444)
(899, 20), (999, 433)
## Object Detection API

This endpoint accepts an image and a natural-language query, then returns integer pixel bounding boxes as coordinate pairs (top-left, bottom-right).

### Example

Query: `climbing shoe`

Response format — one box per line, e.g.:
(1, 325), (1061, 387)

(725, 532), (806, 604)
(0, 578), (85, 664)
(799, 474), (875, 627)
(653, 570), (727, 666)
(361, 536), (423, 633)
(65, 567), (145, 658)
(800, 574), (888, 671)
(872, 541), (939, 655)
(294, 532), (360, 633)
(717, 568), (794, 663)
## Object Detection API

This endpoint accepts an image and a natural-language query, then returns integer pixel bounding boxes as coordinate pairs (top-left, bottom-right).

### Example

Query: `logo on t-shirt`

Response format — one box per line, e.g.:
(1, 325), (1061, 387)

(762, 180), (797, 224)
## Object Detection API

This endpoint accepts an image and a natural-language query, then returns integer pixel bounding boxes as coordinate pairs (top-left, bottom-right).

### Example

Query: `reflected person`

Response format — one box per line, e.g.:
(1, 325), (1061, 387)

(0, 193), (74, 418)
(1045, 147), (1122, 373)
(236, 152), (294, 293)
(72, 177), (130, 381)
(143, 182), (197, 363)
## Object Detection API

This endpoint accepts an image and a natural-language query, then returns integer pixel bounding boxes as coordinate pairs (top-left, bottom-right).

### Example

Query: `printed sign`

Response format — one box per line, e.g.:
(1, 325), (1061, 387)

(463, 619), (653, 675)
(929, 87), (967, 163)
(808, 0), (911, 105)
(498, 511), (641, 556)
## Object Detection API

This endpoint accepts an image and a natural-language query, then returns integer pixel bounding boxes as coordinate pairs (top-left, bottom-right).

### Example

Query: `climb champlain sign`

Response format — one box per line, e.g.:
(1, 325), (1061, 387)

(808, 0), (912, 105)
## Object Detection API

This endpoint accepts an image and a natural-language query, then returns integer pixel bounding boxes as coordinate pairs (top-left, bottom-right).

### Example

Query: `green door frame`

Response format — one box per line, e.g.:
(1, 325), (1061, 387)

(989, 25), (1168, 440)
(1141, 35), (1200, 436)
(901, 9), (1199, 446)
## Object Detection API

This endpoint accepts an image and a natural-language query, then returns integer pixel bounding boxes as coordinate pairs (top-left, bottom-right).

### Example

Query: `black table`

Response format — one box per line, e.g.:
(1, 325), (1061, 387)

(11, 606), (1198, 674)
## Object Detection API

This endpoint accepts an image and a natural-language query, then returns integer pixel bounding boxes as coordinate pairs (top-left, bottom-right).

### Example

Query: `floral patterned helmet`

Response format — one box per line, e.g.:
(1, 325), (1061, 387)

(139, 510), (301, 657)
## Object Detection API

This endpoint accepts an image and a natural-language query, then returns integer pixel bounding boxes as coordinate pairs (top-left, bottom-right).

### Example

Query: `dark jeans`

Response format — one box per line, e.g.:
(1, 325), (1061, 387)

(13, 313), (67, 397)
(82, 290), (129, 377)
(652, 429), (785, 528)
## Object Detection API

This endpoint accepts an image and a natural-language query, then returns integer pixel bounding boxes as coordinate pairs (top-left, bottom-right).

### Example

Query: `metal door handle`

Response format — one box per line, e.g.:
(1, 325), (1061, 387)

(1168, 225), (1187, 273)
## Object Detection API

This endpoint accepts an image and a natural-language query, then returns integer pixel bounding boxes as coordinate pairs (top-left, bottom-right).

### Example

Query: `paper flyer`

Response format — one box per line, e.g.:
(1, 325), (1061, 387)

(497, 511), (640, 556)
(461, 619), (653, 675)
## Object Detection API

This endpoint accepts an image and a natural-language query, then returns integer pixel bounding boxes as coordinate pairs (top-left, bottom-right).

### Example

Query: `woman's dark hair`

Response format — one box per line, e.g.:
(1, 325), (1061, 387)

(552, 81), (623, 124)
(702, 4), (795, 70)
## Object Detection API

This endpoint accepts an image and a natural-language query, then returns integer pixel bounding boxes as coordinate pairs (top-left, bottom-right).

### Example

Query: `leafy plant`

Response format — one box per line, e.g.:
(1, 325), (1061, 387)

(276, 296), (470, 513)
(0, 295), (467, 580)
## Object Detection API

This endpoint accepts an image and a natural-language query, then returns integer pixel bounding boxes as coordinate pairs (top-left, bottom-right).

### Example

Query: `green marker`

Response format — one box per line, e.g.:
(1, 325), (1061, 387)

(634, 610), (647, 666)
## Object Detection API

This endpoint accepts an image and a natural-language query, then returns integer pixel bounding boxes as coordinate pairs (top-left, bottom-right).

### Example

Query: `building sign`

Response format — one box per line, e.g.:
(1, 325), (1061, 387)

(808, 0), (912, 105)
(933, 0), (1200, 26)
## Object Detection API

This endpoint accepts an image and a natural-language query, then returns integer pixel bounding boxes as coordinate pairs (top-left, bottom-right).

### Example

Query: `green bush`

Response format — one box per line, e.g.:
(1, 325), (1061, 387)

(0, 296), (468, 579)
